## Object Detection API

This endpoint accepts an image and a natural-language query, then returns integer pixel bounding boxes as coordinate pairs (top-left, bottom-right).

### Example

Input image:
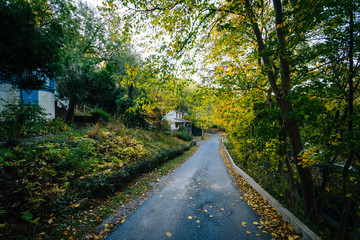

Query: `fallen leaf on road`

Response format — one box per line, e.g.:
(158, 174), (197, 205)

(188, 216), (193, 220)
(209, 215), (214, 218)
(246, 231), (251, 234)
(220, 143), (302, 240)
(196, 220), (200, 223)
(166, 232), (172, 237)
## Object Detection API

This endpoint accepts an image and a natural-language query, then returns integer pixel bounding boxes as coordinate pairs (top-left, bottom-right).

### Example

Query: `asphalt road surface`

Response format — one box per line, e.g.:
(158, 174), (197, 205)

(107, 134), (271, 240)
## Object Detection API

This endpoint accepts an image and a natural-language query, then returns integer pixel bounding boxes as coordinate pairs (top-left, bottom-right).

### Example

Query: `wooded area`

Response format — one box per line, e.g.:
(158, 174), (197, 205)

(0, 0), (359, 239)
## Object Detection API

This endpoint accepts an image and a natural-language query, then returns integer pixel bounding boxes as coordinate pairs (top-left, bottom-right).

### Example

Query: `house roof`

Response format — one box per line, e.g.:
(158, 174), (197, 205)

(174, 118), (192, 123)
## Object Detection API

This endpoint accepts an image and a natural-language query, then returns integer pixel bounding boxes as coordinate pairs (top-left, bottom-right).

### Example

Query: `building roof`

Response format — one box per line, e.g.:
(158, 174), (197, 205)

(174, 118), (192, 123)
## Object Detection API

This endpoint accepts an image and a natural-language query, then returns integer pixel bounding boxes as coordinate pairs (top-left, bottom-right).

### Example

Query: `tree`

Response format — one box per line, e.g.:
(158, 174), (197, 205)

(0, 0), (62, 90)
(55, 1), (110, 122)
(299, 0), (359, 237)
(109, 0), (320, 222)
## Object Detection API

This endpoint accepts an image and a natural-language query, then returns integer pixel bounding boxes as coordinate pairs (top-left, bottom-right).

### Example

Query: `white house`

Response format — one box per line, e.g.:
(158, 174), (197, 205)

(0, 78), (56, 118)
(164, 109), (192, 133)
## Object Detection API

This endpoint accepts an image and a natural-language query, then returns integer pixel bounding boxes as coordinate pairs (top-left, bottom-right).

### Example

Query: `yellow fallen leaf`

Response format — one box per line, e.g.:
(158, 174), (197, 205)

(63, 230), (68, 236)
(196, 220), (200, 223)
(253, 221), (259, 225)
(232, 203), (236, 206)
(209, 215), (213, 218)
(188, 216), (193, 220)
(166, 232), (172, 237)
(246, 231), (251, 234)
(325, 186), (330, 192)
(256, 234), (260, 237)
(120, 218), (126, 224)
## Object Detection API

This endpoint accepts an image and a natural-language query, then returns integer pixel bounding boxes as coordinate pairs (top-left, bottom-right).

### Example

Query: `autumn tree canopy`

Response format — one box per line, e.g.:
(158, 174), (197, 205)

(106, 0), (359, 238)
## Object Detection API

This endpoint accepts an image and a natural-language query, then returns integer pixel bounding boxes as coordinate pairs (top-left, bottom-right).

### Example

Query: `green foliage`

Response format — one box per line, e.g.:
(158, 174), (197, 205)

(91, 108), (111, 124)
(176, 131), (192, 141)
(0, 124), (191, 239)
(0, 0), (62, 90)
(0, 102), (69, 142)
(176, 126), (192, 141)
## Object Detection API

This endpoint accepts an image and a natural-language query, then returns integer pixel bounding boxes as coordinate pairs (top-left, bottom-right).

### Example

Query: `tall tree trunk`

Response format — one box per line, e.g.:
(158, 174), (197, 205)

(285, 154), (298, 210)
(279, 98), (318, 223)
(66, 99), (76, 123)
(278, 114), (297, 210)
(338, 7), (355, 240)
(245, 0), (318, 223)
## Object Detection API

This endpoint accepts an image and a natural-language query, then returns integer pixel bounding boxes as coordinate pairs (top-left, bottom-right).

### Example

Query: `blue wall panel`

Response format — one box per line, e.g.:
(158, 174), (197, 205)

(21, 90), (38, 104)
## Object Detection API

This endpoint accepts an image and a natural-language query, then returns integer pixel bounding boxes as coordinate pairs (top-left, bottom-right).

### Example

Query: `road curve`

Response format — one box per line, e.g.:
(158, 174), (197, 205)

(106, 134), (270, 240)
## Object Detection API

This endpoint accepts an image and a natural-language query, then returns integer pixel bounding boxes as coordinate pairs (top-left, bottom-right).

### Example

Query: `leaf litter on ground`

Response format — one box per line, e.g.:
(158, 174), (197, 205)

(220, 138), (302, 240)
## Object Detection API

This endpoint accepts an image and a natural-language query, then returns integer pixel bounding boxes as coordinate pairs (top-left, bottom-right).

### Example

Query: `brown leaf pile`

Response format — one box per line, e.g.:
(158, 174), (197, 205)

(220, 140), (302, 240)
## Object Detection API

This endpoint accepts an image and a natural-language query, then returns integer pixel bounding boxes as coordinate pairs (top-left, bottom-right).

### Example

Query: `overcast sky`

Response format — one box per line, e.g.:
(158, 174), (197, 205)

(83, 0), (103, 7)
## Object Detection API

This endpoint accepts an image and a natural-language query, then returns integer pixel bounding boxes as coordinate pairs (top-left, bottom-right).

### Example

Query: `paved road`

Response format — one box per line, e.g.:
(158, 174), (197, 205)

(107, 134), (270, 240)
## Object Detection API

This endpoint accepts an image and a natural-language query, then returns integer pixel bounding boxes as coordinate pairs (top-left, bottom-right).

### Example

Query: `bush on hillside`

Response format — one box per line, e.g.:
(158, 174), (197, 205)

(91, 108), (110, 123)
(176, 131), (192, 141)
(0, 102), (69, 143)
(0, 128), (193, 239)
(176, 125), (192, 141)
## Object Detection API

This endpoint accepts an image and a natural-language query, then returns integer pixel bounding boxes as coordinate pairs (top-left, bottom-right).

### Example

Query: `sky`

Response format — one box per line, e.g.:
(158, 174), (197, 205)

(80, 0), (204, 82)
(83, 0), (104, 7)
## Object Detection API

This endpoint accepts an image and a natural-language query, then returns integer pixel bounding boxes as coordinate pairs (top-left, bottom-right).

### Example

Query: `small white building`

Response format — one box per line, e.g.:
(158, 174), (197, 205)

(0, 78), (56, 118)
(164, 109), (192, 133)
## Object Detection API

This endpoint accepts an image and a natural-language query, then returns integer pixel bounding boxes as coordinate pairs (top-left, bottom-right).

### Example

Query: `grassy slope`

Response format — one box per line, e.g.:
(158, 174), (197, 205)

(0, 122), (193, 239)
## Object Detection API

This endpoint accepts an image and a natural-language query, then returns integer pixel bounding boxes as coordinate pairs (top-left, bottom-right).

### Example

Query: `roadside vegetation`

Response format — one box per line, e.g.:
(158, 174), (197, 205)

(1, 0), (359, 239)
(0, 118), (194, 239)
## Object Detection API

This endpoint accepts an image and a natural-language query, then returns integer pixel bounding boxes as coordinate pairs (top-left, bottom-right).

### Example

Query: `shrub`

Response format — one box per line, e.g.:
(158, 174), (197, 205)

(176, 131), (192, 141)
(45, 117), (69, 133)
(0, 102), (47, 142)
(91, 108), (110, 123)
